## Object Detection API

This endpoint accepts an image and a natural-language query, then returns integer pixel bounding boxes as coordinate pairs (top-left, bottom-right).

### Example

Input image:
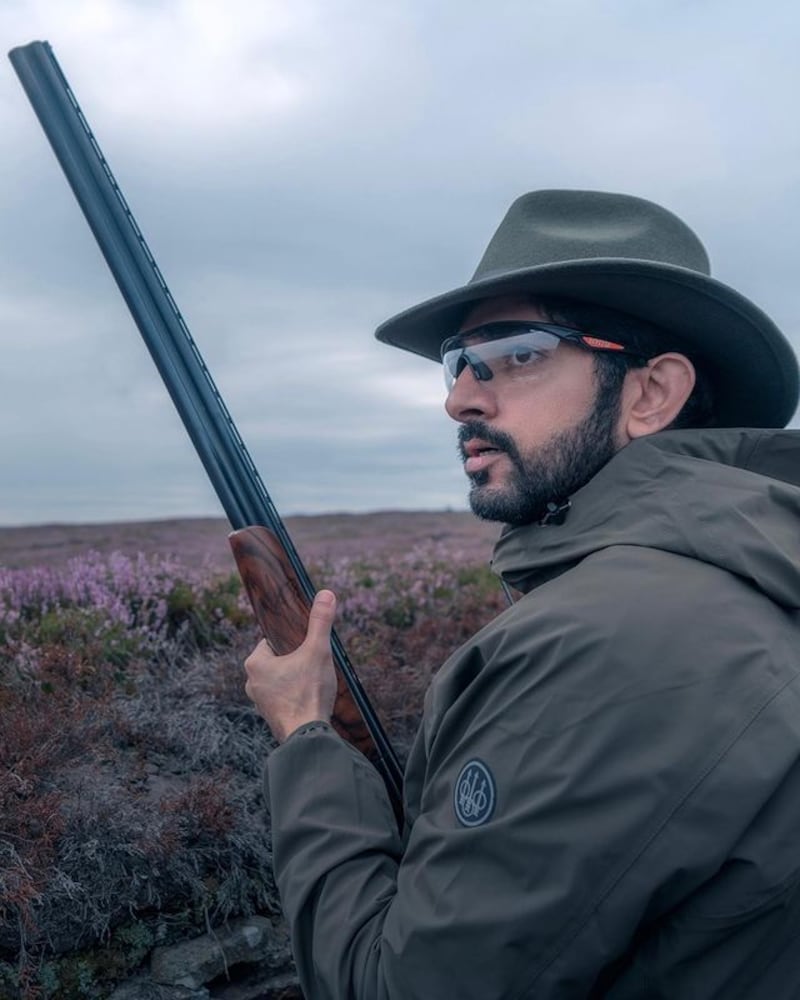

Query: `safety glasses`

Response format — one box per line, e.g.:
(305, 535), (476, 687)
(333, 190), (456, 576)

(441, 322), (646, 391)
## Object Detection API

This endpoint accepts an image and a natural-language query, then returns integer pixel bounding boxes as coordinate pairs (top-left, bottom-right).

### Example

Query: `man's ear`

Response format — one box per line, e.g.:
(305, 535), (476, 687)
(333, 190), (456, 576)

(620, 353), (696, 440)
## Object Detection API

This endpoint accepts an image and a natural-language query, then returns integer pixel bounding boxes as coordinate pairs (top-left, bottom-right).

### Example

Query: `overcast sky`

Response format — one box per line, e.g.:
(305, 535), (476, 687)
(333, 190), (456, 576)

(1, 0), (798, 526)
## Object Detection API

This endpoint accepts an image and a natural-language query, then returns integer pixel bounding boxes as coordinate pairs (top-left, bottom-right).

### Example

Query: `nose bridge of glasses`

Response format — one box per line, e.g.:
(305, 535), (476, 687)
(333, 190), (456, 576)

(464, 348), (493, 383)
(445, 347), (493, 388)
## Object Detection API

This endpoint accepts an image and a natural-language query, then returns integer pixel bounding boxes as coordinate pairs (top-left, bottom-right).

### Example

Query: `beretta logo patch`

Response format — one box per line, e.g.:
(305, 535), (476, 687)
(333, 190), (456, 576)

(454, 759), (496, 827)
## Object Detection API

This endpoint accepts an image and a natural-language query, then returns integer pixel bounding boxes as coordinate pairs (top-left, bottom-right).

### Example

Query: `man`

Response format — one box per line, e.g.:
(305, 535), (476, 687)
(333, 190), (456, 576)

(245, 190), (800, 997)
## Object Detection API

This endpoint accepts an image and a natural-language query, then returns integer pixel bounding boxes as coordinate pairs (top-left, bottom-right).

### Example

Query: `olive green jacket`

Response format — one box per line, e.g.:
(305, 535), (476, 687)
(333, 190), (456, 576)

(266, 428), (800, 999)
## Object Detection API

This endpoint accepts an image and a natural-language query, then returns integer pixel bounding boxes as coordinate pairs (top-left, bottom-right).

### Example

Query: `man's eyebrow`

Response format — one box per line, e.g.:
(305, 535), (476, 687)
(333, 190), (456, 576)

(455, 324), (521, 345)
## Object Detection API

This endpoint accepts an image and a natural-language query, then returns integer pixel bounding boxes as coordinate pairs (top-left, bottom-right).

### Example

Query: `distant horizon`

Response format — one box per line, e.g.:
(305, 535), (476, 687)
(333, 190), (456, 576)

(0, 507), (499, 573)
(0, 504), (475, 532)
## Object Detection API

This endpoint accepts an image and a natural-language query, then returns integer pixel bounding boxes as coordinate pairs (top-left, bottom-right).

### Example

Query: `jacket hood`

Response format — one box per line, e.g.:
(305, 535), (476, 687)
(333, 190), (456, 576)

(492, 428), (800, 608)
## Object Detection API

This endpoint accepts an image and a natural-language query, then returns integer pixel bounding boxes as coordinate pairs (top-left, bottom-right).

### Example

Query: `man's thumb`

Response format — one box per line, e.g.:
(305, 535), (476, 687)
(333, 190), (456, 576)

(304, 589), (336, 648)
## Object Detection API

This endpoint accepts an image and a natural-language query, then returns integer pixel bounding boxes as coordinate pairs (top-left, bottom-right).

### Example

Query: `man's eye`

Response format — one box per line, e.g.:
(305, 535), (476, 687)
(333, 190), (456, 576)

(507, 347), (541, 368)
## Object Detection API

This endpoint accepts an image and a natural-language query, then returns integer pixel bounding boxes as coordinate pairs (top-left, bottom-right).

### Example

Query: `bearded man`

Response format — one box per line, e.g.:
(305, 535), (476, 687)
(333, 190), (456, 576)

(245, 190), (800, 998)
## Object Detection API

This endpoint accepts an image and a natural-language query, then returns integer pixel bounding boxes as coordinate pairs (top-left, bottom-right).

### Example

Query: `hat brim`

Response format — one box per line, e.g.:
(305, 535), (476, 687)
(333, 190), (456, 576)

(375, 258), (799, 428)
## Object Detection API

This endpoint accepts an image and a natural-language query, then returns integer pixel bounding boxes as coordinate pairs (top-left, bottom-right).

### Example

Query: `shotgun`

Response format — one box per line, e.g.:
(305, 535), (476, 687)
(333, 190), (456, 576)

(8, 39), (404, 817)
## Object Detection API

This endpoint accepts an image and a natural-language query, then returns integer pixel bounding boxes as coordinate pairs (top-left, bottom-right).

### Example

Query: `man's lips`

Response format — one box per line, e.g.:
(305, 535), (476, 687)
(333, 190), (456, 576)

(462, 439), (506, 474)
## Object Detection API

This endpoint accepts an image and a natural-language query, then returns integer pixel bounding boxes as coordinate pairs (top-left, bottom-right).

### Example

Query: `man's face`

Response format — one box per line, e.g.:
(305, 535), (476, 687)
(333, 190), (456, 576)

(444, 296), (624, 525)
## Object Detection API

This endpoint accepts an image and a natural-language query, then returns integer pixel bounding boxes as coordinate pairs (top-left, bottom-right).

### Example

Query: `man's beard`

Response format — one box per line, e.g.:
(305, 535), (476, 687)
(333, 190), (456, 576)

(458, 387), (621, 526)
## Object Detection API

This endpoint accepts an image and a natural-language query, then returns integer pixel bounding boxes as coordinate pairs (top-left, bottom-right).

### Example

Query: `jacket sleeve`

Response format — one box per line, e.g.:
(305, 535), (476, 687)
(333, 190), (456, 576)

(265, 551), (799, 1000)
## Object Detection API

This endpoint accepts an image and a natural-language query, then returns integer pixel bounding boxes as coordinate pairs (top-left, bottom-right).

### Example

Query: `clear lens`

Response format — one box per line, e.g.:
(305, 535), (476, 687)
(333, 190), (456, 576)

(442, 329), (562, 390)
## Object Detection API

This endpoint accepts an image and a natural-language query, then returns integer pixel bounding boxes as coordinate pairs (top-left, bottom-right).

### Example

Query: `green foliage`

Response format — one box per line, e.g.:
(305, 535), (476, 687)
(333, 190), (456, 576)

(381, 595), (417, 629)
(113, 920), (155, 966)
(0, 927), (156, 1000)
(166, 572), (249, 647)
(37, 962), (60, 996)
(0, 963), (17, 996)
(455, 563), (499, 596)
(33, 608), (145, 669)
(165, 579), (196, 623)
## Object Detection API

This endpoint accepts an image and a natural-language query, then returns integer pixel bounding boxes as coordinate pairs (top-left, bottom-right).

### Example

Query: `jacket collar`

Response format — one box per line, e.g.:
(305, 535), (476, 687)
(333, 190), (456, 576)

(492, 428), (800, 607)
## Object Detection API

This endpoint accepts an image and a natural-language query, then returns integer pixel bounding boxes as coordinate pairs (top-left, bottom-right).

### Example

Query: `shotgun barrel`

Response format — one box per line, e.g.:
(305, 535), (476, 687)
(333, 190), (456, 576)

(9, 39), (404, 815)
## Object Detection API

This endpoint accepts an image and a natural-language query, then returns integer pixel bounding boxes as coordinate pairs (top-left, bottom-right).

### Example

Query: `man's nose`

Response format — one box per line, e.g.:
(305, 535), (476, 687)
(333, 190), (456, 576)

(445, 363), (497, 422)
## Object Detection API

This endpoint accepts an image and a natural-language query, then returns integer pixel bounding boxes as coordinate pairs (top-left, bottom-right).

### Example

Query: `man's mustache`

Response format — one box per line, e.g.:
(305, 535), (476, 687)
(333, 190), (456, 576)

(457, 421), (519, 462)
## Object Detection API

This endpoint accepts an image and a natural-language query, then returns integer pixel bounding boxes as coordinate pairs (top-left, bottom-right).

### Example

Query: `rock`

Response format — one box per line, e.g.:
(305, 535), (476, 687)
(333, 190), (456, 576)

(210, 969), (301, 999)
(150, 917), (285, 990)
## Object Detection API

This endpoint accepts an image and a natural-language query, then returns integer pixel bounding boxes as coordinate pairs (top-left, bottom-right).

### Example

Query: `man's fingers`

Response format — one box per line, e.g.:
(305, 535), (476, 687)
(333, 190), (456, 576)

(244, 590), (336, 678)
(244, 637), (273, 674)
(243, 590), (338, 736)
(303, 589), (337, 652)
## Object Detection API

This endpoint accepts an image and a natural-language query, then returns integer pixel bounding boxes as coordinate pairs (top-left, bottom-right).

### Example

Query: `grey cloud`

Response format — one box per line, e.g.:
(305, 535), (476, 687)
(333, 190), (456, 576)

(1, 0), (798, 525)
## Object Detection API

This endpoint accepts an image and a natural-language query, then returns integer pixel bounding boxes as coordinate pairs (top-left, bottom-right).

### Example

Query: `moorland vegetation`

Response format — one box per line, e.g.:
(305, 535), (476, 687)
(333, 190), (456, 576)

(0, 526), (505, 998)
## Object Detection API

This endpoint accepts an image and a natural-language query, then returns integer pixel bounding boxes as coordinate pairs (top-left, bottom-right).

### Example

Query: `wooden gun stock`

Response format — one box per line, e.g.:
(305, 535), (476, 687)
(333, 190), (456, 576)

(228, 526), (376, 759)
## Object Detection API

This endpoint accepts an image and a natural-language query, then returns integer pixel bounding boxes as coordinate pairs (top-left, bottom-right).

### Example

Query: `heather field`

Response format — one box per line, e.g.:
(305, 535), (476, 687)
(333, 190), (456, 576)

(0, 512), (503, 999)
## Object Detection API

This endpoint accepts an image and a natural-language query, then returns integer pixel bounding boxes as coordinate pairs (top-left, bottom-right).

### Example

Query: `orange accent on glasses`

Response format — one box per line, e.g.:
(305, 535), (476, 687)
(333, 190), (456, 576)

(580, 336), (627, 352)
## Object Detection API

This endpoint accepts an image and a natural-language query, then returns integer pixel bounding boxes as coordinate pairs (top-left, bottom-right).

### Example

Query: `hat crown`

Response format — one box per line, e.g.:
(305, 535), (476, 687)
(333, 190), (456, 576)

(472, 189), (711, 283)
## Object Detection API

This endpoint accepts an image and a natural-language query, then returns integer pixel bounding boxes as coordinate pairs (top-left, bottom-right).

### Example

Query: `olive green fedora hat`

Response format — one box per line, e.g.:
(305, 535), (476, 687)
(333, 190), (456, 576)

(375, 189), (799, 428)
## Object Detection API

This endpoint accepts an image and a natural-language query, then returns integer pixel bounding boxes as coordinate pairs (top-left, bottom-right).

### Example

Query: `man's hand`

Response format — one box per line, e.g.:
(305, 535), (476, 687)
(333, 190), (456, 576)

(244, 589), (339, 742)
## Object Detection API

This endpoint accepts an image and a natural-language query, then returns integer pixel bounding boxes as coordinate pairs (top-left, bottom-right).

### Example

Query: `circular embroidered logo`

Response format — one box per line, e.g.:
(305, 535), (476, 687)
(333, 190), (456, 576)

(454, 759), (496, 827)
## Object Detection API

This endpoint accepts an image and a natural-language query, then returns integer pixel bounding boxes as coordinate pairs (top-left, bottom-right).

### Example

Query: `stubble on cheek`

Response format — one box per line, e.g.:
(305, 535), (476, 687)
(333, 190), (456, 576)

(462, 393), (621, 525)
